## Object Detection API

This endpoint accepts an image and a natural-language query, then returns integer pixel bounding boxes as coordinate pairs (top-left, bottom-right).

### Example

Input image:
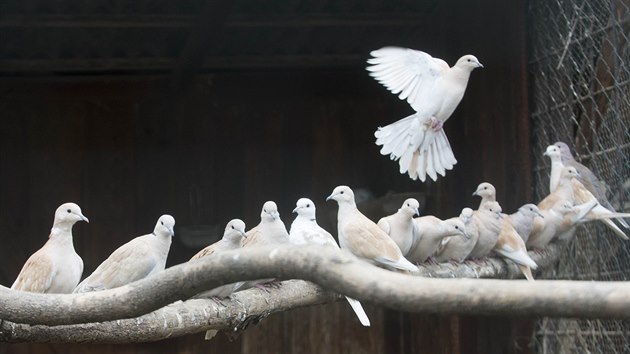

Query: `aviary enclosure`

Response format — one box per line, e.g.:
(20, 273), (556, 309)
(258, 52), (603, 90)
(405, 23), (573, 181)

(0, 0), (628, 353)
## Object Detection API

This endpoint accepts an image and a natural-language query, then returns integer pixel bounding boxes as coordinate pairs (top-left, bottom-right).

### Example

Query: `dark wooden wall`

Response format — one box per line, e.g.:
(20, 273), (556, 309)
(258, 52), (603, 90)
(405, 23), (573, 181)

(0, 0), (532, 353)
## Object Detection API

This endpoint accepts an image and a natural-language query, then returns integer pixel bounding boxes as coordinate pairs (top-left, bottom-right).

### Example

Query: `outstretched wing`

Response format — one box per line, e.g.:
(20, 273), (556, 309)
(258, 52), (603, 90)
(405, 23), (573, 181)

(367, 47), (448, 112)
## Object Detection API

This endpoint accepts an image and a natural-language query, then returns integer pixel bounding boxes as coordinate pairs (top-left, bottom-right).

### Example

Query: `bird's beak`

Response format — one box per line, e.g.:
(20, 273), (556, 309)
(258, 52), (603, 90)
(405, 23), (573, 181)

(414, 208), (420, 216)
(472, 191), (479, 197)
(543, 151), (549, 156)
(80, 214), (89, 223)
(477, 62), (484, 68)
(326, 193), (335, 202)
(271, 211), (279, 220)
(536, 211), (544, 218)
(169, 227), (175, 237)
(461, 230), (470, 239)
(240, 231), (247, 238)
(292, 206), (300, 214)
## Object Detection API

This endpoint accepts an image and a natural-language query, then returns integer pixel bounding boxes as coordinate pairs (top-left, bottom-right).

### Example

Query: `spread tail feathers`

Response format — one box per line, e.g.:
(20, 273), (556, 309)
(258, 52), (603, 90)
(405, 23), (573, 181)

(344, 296), (371, 326)
(375, 114), (456, 182)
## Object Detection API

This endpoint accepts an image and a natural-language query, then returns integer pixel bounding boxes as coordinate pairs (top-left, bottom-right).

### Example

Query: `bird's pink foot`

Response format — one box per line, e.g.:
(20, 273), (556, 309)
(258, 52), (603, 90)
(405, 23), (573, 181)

(429, 117), (443, 131)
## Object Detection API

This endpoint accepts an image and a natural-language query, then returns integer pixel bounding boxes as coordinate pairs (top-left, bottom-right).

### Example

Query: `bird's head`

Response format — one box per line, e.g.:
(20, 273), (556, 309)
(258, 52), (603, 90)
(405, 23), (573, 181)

(456, 55), (484, 71)
(543, 144), (562, 159)
(560, 166), (580, 181)
(482, 201), (503, 219)
(519, 203), (544, 219)
(54, 202), (89, 226)
(326, 185), (355, 205)
(399, 198), (420, 216)
(261, 201), (280, 222)
(293, 198), (316, 219)
(223, 218), (247, 242)
(154, 214), (175, 238)
(445, 217), (469, 239)
(553, 141), (573, 161)
(459, 207), (474, 224)
(472, 182), (496, 199)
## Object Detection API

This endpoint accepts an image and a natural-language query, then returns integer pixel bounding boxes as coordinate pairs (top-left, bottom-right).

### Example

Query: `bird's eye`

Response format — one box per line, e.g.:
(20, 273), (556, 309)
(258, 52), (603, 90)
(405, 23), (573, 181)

(307, 204), (311, 208)
(484, 186), (488, 190)
(264, 209), (267, 213)
(160, 221), (164, 225)
(455, 226), (459, 229)
(467, 58), (471, 62)
(340, 191), (344, 194)
(231, 225), (234, 229)
(67, 209), (71, 213)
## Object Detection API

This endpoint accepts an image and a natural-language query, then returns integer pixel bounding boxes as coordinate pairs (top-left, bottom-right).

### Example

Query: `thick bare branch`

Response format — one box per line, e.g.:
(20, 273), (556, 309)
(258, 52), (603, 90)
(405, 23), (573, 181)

(0, 280), (337, 343)
(0, 244), (627, 334)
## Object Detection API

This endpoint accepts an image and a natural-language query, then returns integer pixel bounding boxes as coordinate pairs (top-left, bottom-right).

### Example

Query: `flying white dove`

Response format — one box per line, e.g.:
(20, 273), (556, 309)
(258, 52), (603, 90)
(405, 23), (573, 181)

(289, 197), (371, 327)
(326, 185), (418, 272)
(554, 141), (628, 229)
(73, 215), (175, 293)
(367, 47), (483, 181)
(376, 198), (420, 256)
(434, 207), (479, 263)
(407, 216), (468, 263)
(11, 203), (89, 293)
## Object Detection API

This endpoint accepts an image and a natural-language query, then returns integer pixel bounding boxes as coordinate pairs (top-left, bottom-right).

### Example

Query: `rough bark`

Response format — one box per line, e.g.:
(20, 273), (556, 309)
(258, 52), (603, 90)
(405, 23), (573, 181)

(0, 244), (628, 343)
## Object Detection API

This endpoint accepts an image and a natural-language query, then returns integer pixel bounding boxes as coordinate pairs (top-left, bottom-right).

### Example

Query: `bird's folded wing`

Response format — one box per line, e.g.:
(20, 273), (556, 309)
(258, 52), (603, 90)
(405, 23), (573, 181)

(367, 47), (447, 111)
(344, 221), (400, 261)
(12, 251), (55, 292)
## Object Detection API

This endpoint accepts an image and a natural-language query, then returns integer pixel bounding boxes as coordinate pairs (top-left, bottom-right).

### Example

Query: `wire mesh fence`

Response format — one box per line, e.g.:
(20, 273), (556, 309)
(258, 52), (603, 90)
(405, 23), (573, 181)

(528, 0), (630, 352)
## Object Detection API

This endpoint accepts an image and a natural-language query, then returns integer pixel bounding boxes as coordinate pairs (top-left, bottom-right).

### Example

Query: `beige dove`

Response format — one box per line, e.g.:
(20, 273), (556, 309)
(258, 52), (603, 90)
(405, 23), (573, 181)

(189, 219), (246, 340)
(73, 214), (174, 293)
(289, 197), (371, 327)
(434, 208), (479, 263)
(493, 218), (538, 281)
(554, 141), (628, 229)
(527, 200), (595, 249)
(407, 216), (468, 263)
(376, 198), (420, 256)
(189, 219), (247, 299)
(468, 201), (503, 259)
(11, 203), (89, 293)
(367, 47), (483, 182)
(326, 185), (418, 272)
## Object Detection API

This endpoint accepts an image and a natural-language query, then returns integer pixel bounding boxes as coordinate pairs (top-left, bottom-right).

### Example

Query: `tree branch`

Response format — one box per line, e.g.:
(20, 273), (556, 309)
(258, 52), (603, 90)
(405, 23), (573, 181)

(0, 244), (628, 343)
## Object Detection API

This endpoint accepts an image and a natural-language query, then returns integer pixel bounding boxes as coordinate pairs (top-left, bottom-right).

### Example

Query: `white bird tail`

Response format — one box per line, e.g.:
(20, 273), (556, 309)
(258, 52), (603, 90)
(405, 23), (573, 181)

(344, 296), (371, 326)
(375, 113), (456, 182)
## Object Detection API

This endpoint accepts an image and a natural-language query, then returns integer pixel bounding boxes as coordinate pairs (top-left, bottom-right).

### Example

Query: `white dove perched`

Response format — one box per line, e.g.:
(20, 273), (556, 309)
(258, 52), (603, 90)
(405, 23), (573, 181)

(189, 219), (247, 299)
(289, 198), (371, 327)
(326, 185), (418, 272)
(434, 208), (479, 263)
(11, 203), (89, 293)
(376, 198), (420, 256)
(508, 204), (544, 244)
(367, 47), (483, 181)
(74, 215), (175, 293)
(493, 218), (538, 281)
(240, 201), (290, 289)
(468, 201), (503, 259)
(407, 216), (468, 264)
(554, 141), (628, 229)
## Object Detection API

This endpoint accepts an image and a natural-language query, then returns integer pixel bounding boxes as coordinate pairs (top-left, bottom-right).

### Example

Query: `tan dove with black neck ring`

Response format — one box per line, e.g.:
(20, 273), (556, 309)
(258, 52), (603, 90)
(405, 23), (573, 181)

(327, 185), (418, 272)
(73, 215), (174, 293)
(12, 203), (89, 294)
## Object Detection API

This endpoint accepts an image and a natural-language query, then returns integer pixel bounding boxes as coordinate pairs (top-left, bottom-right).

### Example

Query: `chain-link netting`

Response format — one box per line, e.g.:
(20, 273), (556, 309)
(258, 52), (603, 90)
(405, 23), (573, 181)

(528, 0), (630, 352)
